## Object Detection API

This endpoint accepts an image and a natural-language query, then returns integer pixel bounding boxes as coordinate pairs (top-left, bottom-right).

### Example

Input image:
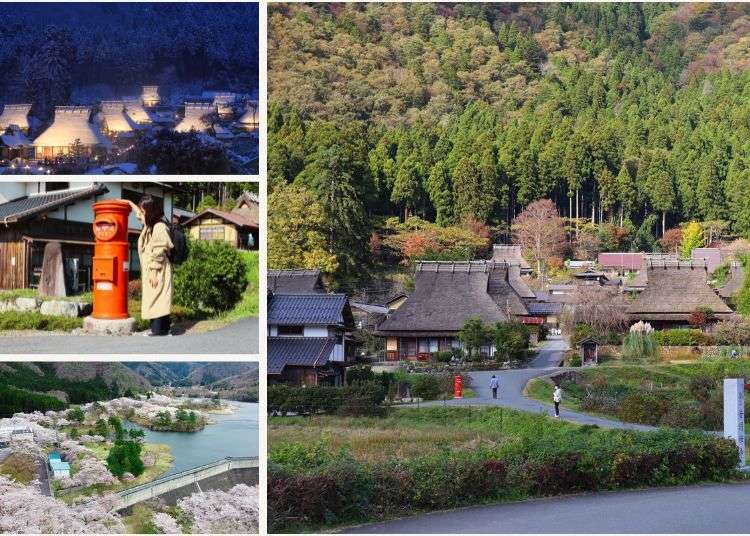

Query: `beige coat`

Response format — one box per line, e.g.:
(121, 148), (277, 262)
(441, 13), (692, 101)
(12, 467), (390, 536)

(138, 222), (174, 319)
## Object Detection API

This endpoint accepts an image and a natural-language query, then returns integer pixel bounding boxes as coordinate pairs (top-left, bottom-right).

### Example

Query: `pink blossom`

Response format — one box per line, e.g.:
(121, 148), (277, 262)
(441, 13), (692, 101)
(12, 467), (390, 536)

(177, 484), (259, 534)
(152, 512), (182, 534)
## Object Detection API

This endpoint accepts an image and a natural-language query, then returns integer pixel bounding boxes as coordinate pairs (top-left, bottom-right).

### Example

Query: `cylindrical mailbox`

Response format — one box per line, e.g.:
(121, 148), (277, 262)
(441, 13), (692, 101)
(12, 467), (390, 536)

(91, 200), (131, 320)
(454, 375), (462, 399)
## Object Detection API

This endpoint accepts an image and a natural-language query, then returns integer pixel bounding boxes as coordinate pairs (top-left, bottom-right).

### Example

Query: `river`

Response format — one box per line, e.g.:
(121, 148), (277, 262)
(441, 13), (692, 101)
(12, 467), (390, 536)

(125, 400), (259, 476)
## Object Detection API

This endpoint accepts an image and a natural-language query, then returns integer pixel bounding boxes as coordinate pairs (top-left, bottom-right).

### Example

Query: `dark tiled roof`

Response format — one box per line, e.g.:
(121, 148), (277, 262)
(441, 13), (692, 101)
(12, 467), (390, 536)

(268, 293), (349, 325)
(377, 261), (528, 334)
(0, 184), (108, 223)
(628, 266), (733, 316)
(183, 208), (258, 229)
(526, 301), (562, 315)
(267, 269), (325, 294)
(267, 337), (335, 375)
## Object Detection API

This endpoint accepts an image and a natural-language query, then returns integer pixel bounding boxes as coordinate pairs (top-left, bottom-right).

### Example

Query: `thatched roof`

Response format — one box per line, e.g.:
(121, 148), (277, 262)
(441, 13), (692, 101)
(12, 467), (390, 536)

(377, 261), (529, 336)
(238, 104), (258, 126)
(100, 101), (135, 134)
(123, 98), (151, 124)
(267, 269), (325, 294)
(175, 103), (214, 133)
(492, 245), (531, 272)
(507, 264), (535, 299)
(718, 262), (745, 299)
(0, 104), (31, 131)
(627, 264), (733, 320)
(32, 107), (109, 148)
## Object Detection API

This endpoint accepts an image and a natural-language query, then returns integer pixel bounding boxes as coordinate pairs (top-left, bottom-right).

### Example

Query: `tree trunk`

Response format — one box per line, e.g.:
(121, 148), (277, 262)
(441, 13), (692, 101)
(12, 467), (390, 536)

(619, 205), (623, 227)
(662, 211), (666, 236)
(575, 189), (579, 236)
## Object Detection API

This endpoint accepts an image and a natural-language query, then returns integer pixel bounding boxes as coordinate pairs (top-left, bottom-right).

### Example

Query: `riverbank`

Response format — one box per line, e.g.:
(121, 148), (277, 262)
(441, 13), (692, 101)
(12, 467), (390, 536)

(54, 443), (174, 504)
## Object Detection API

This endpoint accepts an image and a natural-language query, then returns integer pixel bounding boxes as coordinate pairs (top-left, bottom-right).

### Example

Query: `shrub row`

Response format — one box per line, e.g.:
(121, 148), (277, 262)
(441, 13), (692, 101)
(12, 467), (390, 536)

(654, 329), (715, 346)
(268, 382), (387, 416)
(269, 428), (738, 532)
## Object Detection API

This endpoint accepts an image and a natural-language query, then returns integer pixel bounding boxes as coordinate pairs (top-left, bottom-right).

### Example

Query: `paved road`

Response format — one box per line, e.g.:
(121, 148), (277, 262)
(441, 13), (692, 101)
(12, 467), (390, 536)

(37, 456), (52, 497)
(420, 336), (654, 431)
(0, 317), (258, 355)
(344, 481), (750, 533)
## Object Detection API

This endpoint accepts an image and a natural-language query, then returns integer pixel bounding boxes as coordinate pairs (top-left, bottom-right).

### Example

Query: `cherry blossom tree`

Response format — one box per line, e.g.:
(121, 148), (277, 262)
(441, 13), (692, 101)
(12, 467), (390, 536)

(153, 512), (182, 534)
(177, 484), (259, 534)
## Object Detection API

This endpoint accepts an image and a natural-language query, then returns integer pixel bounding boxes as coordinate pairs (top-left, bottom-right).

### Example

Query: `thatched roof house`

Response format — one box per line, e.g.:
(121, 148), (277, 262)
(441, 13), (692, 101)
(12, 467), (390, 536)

(492, 245), (531, 273)
(267, 269), (325, 294)
(0, 104), (32, 133)
(141, 85), (160, 107)
(377, 261), (534, 360)
(32, 106), (109, 159)
(237, 103), (258, 129)
(123, 98), (151, 125)
(100, 101), (136, 136)
(627, 261), (733, 327)
(175, 103), (214, 133)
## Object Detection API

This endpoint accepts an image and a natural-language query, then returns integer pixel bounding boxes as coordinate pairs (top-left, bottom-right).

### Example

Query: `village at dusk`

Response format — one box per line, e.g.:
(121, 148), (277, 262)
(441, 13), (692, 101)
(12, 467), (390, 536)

(0, 3), (259, 175)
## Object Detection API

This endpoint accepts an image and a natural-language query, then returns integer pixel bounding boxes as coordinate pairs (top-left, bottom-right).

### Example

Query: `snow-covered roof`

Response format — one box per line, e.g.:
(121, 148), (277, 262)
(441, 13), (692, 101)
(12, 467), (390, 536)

(32, 107), (109, 148)
(142, 85), (159, 105)
(238, 104), (258, 126)
(0, 104), (32, 131)
(1, 126), (31, 147)
(175, 102), (214, 133)
(100, 101), (136, 134)
(123, 98), (151, 124)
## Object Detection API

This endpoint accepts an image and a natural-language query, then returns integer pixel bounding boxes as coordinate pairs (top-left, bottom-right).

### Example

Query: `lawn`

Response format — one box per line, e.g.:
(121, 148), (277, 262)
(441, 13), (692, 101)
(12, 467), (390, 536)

(268, 406), (740, 532)
(55, 442), (173, 504)
(0, 453), (38, 485)
(526, 360), (750, 430)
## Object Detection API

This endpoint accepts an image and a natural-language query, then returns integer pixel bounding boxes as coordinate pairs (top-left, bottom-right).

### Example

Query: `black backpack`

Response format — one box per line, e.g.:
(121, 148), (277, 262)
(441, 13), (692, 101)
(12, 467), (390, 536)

(162, 220), (188, 265)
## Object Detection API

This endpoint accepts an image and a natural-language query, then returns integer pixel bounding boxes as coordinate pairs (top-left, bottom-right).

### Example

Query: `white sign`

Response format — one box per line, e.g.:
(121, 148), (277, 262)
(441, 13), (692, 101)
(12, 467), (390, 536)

(724, 378), (746, 469)
(96, 282), (113, 291)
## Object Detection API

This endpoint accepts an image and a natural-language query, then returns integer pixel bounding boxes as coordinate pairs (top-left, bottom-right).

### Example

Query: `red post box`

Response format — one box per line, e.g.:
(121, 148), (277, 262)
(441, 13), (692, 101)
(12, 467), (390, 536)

(91, 200), (131, 320)
(454, 375), (462, 399)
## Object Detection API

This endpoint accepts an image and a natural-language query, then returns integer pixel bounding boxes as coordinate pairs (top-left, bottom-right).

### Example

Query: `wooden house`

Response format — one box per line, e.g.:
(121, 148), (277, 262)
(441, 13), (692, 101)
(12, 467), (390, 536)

(376, 261), (540, 361)
(183, 208), (258, 250)
(0, 181), (176, 293)
(267, 293), (355, 386)
(627, 260), (734, 329)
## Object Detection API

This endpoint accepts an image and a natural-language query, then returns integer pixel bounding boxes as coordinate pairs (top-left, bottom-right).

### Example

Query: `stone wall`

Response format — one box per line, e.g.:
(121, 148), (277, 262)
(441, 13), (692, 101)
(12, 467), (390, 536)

(0, 297), (90, 318)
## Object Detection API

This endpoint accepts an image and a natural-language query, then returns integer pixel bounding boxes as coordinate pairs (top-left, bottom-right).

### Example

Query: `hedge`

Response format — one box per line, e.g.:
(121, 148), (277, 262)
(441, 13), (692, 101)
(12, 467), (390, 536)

(268, 382), (386, 416)
(654, 329), (715, 346)
(268, 410), (739, 532)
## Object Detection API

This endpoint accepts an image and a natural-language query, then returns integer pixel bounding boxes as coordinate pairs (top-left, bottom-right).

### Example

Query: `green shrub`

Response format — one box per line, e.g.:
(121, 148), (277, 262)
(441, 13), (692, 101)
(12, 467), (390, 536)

(433, 350), (453, 363)
(571, 324), (596, 347)
(654, 329), (714, 346)
(174, 240), (247, 312)
(409, 375), (441, 400)
(268, 382), (386, 415)
(616, 393), (668, 425)
(0, 311), (82, 331)
(568, 354), (582, 367)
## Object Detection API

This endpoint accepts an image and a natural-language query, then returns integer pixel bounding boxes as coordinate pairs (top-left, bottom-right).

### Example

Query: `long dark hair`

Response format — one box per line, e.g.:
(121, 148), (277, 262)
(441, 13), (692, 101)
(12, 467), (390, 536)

(139, 195), (163, 228)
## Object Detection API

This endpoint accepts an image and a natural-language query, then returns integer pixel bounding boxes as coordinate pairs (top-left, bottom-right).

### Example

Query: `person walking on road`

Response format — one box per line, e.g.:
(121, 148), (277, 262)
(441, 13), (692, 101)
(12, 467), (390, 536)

(553, 385), (562, 417)
(489, 375), (499, 399)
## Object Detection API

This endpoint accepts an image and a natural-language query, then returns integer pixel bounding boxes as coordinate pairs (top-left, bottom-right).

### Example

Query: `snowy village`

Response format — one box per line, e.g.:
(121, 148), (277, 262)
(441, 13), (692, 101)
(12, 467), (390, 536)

(0, 3), (259, 175)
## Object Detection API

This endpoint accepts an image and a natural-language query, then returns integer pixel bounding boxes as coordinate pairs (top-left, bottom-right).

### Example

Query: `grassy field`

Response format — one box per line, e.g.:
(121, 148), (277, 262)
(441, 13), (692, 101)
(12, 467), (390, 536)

(0, 453), (38, 484)
(55, 443), (173, 503)
(526, 360), (750, 429)
(269, 406), (741, 532)
(214, 250), (260, 321)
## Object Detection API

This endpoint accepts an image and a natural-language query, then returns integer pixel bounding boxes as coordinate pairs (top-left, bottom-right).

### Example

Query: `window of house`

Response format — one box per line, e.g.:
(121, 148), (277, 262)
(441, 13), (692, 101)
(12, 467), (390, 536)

(199, 225), (225, 241)
(277, 325), (304, 336)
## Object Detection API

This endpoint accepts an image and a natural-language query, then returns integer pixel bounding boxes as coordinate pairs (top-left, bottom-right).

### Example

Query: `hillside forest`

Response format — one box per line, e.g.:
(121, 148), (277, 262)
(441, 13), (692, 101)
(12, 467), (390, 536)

(268, 3), (750, 290)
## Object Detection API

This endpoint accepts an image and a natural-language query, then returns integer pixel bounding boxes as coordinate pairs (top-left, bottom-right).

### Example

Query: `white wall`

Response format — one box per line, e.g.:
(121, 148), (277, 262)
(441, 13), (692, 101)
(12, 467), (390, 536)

(303, 326), (328, 337)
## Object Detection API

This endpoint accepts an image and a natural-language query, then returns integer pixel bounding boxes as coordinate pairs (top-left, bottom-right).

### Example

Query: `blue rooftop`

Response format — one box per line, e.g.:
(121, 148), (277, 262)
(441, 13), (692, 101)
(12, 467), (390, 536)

(48, 452), (61, 461)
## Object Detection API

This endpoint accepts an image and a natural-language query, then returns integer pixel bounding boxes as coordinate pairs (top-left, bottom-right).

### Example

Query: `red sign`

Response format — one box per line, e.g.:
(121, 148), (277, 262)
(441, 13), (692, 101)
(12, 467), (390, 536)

(454, 375), (462, 399)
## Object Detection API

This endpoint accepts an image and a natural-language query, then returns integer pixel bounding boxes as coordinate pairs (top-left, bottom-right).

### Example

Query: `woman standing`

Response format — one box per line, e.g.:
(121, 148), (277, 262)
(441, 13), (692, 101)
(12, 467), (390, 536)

(553, 385), (562, 418)
(126, 196), (174, 336)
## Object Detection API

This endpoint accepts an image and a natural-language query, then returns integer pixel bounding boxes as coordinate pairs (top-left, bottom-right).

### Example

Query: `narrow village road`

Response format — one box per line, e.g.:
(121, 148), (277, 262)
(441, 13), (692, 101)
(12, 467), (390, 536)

(343, 481), (750, 533)
(0, 317), (258, 355)
(418, 336), (654, 431)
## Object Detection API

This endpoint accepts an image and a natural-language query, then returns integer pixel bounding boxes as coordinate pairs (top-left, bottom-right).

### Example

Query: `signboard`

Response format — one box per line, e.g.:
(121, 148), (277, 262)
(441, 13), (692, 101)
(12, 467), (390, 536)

(723, 378), (746, 469)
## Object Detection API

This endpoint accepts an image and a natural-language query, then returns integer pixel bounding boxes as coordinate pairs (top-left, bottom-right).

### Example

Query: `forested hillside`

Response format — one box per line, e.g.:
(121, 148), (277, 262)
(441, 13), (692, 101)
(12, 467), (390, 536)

(269, 3), (750, 288)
